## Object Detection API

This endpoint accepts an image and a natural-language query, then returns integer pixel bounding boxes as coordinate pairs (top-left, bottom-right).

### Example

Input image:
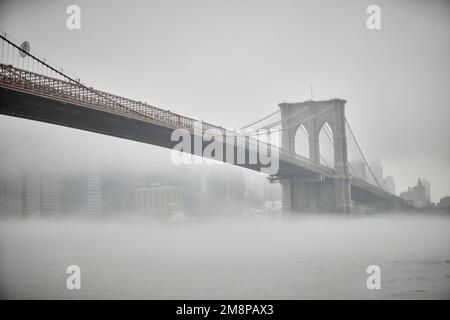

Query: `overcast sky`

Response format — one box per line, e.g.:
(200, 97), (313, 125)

(0, 0), (449, 201)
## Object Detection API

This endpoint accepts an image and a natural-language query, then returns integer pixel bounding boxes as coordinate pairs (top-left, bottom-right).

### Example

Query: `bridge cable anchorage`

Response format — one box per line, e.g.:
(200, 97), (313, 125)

(345, 118), (385, 191)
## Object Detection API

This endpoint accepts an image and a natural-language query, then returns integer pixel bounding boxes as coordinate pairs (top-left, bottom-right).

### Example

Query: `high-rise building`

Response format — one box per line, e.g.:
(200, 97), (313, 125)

(437, 196), (450, 213)
(206, 165), (245, 215)
(100, 171), (137, 216)
(349, 159), (366, 181)
(0, 168), (24, 218)
(400, 178), (430, 208)
(62, 170), (102, 216)
(383, 176), (396, 195)
(134, 183), (183, 216)
(25, 172), (41, 218)
(421, 178), (431, 201)
(0, 169), (61, 218)
(40, 174), (61, 216)
(369, 159), (383, 185)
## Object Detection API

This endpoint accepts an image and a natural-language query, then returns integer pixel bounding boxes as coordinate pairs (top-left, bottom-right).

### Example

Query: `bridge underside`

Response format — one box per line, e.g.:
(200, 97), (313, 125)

(0, 87), (316, 176)
(351, 184), (406, 212)
(279, 176), (408, 214)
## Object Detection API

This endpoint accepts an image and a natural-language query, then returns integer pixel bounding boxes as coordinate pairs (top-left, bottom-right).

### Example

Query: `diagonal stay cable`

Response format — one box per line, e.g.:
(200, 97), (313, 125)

(237, 104), (335, 138)
(239, 104), (314, 135)
(345, 118), (384, 190)
(238, 109), (279, 130)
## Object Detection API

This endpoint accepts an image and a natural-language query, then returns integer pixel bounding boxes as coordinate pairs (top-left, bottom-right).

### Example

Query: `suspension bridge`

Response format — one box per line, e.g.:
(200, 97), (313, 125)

(0, 34), (408, 214)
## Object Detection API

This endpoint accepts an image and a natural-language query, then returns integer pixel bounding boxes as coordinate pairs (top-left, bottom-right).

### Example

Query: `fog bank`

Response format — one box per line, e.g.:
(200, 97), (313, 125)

(0, 214), (449, 299)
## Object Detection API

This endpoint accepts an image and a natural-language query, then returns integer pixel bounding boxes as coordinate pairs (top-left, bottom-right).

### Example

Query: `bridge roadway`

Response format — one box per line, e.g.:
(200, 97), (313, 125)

(0, 63), (405, 209)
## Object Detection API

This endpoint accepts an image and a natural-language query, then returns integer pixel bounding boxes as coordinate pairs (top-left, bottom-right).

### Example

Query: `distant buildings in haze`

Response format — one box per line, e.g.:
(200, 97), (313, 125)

(400, 178), (431, 209)
(134, 184), (183, 217)
(349, 158), (396, 195)
(0, 163), (282, 219)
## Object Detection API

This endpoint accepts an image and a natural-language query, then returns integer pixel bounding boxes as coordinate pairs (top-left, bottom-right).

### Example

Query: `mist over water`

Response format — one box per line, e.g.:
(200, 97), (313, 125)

(0, 214), (449, 299)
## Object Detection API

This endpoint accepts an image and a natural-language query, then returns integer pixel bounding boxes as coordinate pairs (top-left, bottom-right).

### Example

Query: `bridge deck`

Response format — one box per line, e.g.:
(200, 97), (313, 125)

(0, 63), (404, 205)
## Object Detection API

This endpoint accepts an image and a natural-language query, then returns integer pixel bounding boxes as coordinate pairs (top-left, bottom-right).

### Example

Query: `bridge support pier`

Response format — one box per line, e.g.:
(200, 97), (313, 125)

(333, 176), (352, 214)
(279, 99), (352, 215)
(281, 177), (351, 215)
(282, 177), (347, 214)
(280, 179), (292, 214)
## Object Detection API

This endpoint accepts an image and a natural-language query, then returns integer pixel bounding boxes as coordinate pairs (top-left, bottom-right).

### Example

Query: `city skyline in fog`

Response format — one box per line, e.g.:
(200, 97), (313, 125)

(0, 0), (449, 201)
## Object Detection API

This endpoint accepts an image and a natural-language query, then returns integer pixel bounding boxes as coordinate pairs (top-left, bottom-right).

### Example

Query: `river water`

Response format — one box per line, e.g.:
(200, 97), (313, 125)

(0, 214), (449, 299)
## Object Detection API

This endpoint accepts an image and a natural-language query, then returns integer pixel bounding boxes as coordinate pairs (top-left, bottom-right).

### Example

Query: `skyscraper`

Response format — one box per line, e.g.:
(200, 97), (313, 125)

(400, 179), (430, 208)
(349, 158), (367, 181)
(0, 168), (24, 218)
(382, 176), (396, 195)
(0, 169), (61, 218)
(369, 159), (383, 186)
(207, 165), (245, 215)
(61, 170), (102, 216)
(134, 183), (183, 216)
(421, 178), (431, 201)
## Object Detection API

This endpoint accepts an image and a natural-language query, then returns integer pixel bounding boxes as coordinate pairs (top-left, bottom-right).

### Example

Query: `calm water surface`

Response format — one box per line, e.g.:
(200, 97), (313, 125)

(0, 215), (449, 299)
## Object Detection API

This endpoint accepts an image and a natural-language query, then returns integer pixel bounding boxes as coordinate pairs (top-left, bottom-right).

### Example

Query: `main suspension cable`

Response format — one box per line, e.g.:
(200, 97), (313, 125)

(238, 109), (279, 130)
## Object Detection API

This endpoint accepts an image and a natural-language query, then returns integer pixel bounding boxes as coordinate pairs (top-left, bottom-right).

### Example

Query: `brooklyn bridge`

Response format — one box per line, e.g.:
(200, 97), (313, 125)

(0, 34), (409, 214)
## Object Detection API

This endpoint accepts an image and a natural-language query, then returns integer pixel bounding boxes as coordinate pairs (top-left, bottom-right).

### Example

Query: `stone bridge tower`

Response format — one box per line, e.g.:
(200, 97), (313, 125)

(278, 99), (351, 214)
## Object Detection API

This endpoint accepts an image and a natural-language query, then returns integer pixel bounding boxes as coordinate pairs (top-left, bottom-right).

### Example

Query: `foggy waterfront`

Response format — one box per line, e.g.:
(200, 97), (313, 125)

(0, 0), (449, 307)
(0, 214), (449, 299)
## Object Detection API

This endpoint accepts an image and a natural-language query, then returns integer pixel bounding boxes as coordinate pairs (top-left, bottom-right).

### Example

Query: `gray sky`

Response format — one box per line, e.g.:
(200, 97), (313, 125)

(0, 0), (449, 201)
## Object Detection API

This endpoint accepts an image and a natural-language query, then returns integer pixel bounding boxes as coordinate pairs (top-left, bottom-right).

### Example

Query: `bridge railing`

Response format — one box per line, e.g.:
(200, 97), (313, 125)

(0, 62), (213, 129)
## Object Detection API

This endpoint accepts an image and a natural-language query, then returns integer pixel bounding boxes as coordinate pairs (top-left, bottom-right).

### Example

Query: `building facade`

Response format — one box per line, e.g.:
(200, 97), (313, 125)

(134, 184), (183, 217)
(400, 179), (430, 208)
(0, 169), (61, 218)
(61, 170), (102, 216)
